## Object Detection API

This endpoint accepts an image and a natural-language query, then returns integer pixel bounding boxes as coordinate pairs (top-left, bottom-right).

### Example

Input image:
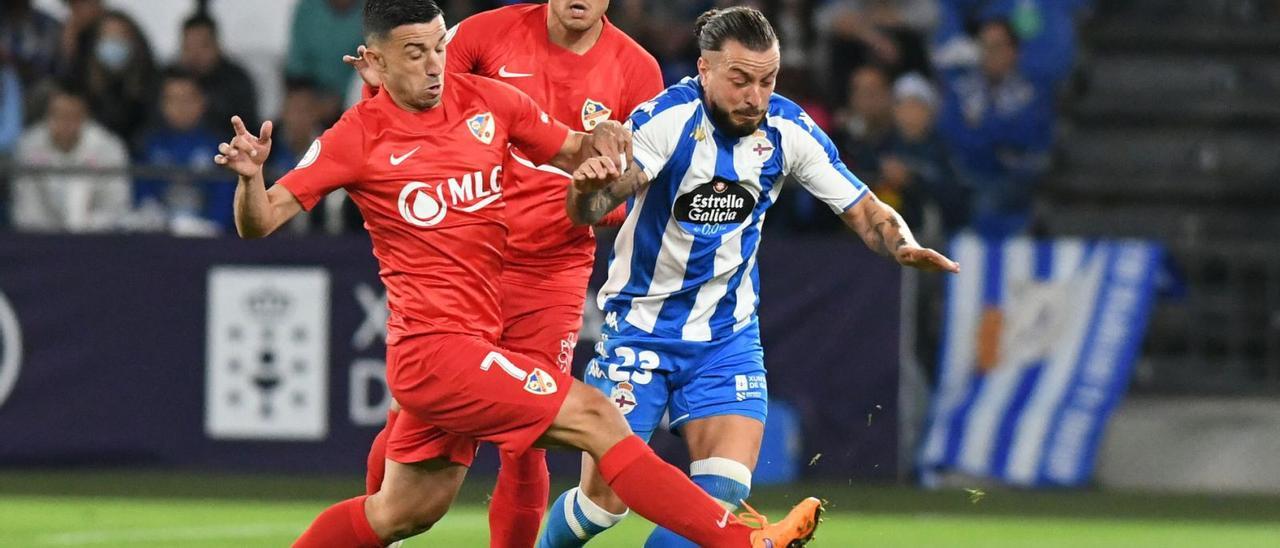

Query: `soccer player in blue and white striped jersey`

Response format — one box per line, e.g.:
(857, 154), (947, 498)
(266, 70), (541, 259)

(539, 7), (959, 548)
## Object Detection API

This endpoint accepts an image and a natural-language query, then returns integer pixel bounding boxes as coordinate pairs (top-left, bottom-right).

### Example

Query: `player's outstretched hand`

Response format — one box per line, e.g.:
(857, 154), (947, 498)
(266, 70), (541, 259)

(588, 120), (632, 168)
(895, 245), (961, 273)
(214, 116), (273, 179)
(343, 45), (382, 89)
(572, 155), (622, 193)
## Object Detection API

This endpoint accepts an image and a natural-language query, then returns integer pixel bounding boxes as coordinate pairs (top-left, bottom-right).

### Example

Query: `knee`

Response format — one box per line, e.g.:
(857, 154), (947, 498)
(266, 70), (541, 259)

(555, 383), (632, 453)
(367, 493), (450, 540)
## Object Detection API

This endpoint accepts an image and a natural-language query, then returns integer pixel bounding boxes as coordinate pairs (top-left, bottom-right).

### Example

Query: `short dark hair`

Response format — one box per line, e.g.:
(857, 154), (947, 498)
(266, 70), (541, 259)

(182, 12), (217, 36)
(160, 67), (202, 91)
(695, 7), (777, 52)
(363, 0), (443, 42)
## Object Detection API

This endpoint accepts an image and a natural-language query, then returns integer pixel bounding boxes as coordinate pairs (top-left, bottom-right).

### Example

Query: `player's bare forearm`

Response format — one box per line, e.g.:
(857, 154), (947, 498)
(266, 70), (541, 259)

(567, 163), (648, 226)
(842, 193), (912, 256)
(233, 176), (302, 239)
(840, 193), (960, 273)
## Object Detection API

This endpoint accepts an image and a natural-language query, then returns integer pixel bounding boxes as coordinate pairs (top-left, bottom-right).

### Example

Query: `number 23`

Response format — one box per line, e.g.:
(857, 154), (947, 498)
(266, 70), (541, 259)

(608, 347), (660, 385)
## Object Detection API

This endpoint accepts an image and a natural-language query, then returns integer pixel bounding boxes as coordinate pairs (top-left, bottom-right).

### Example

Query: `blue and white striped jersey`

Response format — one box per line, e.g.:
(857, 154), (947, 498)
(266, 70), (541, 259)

(599, 76), (870, 341)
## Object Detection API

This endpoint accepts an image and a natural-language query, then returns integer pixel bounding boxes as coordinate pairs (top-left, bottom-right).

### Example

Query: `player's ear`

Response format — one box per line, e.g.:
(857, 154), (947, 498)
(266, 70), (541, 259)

(364, 46), (387, 71)
(696, 55), (710, 81)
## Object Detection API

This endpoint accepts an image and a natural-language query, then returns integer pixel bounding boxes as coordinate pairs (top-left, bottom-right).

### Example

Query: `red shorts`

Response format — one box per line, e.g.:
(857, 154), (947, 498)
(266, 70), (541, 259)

(499, 274), (588, 374)
(385, 333), (572, 466)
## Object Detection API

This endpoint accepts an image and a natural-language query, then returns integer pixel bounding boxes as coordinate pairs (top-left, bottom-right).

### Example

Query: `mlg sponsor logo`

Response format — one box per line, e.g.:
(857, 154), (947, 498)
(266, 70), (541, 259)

(0, 289), (23, 410)
(205, 267), (330, 440)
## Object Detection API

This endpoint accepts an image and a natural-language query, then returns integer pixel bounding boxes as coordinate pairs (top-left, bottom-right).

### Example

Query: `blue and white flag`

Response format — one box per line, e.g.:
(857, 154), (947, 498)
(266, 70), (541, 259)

(919, 235), (1164, 487)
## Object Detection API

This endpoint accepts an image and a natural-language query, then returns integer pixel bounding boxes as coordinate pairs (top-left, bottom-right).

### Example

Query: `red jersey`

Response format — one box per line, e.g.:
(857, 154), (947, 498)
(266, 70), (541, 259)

(447, 4), (664, 287)
(277, 73), (570, 345)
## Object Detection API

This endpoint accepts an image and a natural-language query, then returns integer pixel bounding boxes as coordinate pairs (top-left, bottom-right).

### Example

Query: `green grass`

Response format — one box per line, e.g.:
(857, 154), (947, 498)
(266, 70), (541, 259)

(1, 471), (1278, 547)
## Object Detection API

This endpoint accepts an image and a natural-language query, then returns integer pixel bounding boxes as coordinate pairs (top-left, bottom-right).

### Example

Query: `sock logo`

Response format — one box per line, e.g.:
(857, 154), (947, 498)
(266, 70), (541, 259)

(716, 509), (731, 528)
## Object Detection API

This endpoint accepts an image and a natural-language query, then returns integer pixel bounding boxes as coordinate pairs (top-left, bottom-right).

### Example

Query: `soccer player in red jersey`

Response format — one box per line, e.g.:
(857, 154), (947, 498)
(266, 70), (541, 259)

(215, 2), (821, 547)
(351, 1), (665, 545)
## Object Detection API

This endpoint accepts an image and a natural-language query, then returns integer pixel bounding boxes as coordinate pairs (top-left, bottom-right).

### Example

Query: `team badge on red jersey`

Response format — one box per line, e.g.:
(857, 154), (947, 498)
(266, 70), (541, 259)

(524, 367), (559, 395)
(467, 112), (495, 144)
(581, 99), (612, 131)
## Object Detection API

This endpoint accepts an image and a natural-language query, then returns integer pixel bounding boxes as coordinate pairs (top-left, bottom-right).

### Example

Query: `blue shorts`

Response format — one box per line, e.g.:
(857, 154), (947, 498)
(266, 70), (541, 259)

(584, 318), (768, 439)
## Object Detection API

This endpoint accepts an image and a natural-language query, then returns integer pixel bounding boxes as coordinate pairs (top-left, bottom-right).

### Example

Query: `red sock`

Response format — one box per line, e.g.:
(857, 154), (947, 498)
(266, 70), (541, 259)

(597, 436), (753, 548)
(488, 448), (550, 548)
(293, 496), (384, 548)
(365, 409), (400, 495)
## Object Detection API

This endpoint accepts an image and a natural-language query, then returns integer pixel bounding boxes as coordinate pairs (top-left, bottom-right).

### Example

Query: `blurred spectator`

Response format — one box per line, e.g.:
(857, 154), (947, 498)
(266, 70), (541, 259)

(175, 13), (259, 131)
(1, 54), (22, 155)
(11, 85), (131, 233)
(772, 0), (818, 70)
(135, 70), (233, 235)
(835, 65), (896, 178)
(269, 78), (325, 175)
(58, 0), (106, 76)
(937, 19), (1053, 237)
(881, 72), (967, 237)
(71, 10), (158, 146)
(285, 0), (366, 120)
(0, 0), (62, 86)
(816, 0), (939, 103)
(933, 0), (1082, 88)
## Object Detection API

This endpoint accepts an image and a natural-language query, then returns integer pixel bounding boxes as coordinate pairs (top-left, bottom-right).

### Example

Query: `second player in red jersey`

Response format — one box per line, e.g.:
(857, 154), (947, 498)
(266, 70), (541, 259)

(353, 2), (664, 546)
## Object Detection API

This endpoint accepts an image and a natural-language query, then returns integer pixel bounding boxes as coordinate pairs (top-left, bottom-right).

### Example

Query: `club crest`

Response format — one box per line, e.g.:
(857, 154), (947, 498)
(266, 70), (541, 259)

(524, 367), (559, 395)
(467, 112), (495, 144)
(581, 99), (612, 131)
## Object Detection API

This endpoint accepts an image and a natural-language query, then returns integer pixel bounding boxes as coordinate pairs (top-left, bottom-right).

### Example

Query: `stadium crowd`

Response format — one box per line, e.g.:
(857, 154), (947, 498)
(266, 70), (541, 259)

(0, 0), (1092, 239)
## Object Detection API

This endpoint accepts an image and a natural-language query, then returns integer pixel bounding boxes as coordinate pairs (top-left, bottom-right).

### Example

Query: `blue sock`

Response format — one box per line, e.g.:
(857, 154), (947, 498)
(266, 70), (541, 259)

(643, 457), (753, 548)
(537, 486), (627, 548)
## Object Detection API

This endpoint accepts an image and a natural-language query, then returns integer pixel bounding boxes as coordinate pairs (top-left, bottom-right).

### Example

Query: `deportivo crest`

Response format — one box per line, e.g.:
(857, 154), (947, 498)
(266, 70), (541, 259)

(610, 381), (637, 415)
(467, 112), (495, 144)
(749, 130), (774, 161)
(581, 99), (612, 131)
(524, 367), (559, 395)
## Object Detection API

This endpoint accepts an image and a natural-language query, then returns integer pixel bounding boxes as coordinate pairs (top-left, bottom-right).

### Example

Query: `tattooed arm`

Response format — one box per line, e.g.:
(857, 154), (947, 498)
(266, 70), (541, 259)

(841, 192), (960, 273)
(566, 158), (651, 226)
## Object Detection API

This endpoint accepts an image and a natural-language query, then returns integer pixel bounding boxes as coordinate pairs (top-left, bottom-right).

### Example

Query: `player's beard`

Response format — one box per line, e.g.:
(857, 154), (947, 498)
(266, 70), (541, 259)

(707, 101), (765, 138)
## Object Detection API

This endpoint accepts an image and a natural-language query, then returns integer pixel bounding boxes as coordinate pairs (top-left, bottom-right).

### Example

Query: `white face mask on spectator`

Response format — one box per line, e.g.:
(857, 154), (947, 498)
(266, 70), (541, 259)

(95, 38), (132, 71)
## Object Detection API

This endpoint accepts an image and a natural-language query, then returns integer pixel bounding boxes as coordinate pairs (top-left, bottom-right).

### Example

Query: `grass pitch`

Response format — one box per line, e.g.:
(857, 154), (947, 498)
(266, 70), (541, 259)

(1, 471), (1277, 547)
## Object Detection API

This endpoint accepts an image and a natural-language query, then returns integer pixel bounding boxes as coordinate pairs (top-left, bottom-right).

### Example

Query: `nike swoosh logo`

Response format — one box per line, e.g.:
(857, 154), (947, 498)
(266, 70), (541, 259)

(498, 65), (533, 78)
(390, 147), (420, 166)
(716, 509), (731, 528)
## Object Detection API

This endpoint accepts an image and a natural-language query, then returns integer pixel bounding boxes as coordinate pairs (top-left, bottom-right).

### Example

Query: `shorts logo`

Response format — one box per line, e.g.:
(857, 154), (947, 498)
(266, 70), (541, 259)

(735, 374), (749, 391)
(611, 381), (637, 415)
(467, 112), (495, 144)
(397, 182), (449, 227)
(0, 289), (24, 410)
(524, 367), (558, 395)
(581, 99), (612, 131)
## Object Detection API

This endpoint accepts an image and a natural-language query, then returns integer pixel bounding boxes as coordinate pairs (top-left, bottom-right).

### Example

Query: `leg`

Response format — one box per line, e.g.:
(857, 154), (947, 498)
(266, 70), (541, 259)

(489, 448), (550, 548)
(644, 323), (770, 547)
(644, 415), (764, 548)
(365, 399), (402, 495)
(537, 453), (628, 548)
(492, 287), (584, 548)
(294, 456), (467, 547)
(540, 333), (673, 548)
(537, 381), (757, 548)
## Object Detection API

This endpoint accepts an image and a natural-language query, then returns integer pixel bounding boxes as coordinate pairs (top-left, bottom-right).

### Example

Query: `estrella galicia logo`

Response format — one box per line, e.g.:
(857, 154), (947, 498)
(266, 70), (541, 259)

(0, 289), (23, 410)
(673, 177), (757, 237)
